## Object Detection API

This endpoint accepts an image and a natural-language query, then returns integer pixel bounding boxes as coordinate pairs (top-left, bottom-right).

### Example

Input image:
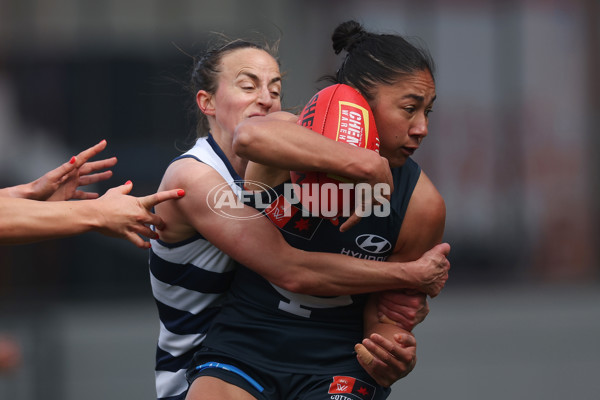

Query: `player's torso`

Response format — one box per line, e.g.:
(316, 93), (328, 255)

(203, 160), (421, 373)
(149, 135), (242, 398)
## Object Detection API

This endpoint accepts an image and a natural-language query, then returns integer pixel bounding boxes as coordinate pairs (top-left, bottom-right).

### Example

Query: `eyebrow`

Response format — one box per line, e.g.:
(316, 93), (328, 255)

(402, 93), (437, 105)
(238, 71), (282, 86)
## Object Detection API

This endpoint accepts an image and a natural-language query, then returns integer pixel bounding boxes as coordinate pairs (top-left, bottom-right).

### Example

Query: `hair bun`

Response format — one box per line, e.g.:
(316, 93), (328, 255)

(332, 20), (368, 55)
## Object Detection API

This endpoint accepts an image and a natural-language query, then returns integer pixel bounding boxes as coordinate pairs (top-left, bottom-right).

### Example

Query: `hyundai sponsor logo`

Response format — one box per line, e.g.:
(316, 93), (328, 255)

(355, 234), (392, 254)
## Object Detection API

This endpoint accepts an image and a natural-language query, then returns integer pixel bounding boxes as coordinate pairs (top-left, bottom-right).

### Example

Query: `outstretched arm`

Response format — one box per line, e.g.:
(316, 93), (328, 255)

(0, 182), (185, 248)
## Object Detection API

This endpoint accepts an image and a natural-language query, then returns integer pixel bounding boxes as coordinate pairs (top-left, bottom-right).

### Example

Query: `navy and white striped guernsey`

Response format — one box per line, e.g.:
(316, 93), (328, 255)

(149, 135), (242, 400)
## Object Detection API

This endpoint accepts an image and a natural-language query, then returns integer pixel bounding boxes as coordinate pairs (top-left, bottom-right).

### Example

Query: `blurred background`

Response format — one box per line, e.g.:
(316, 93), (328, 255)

(0, 0), (598, 399)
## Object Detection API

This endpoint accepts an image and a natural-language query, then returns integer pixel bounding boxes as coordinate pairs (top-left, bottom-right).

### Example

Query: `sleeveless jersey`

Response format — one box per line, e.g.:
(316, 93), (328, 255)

(149, 135), (242, 400)
(201, 158), (421, 375)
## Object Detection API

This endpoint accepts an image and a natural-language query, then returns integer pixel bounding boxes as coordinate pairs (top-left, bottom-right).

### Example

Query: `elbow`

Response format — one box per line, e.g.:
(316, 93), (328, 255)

(272, 275), (308, 294)
(233, 121), (260, 158)
(270, 271), (318, 294)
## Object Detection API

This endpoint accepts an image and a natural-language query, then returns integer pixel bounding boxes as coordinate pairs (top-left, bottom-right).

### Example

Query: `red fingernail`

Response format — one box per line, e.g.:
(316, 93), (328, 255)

(177, 189), (185, 197)
(69, 156), (76, 164)
(125, 180), (132, 185)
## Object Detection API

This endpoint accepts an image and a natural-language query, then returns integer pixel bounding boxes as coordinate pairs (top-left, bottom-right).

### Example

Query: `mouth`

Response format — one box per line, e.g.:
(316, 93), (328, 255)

(248, 113), (267, 118)
(402, 146), (418, 156)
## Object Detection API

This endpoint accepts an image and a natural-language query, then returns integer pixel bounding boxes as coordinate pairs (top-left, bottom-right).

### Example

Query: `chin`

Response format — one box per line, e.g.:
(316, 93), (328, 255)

(385, 153), (408, 169)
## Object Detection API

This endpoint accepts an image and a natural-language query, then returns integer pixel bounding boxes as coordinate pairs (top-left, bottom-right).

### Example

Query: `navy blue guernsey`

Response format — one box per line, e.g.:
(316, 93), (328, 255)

(201, 158), (421, 375)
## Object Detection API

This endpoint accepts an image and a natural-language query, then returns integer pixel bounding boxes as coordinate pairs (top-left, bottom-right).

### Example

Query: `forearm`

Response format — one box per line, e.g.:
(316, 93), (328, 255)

(0, 197), (99, 244)
(234, 117), (379, 182)
(253, 245), (421, 296)
(0, 184), (35, 199)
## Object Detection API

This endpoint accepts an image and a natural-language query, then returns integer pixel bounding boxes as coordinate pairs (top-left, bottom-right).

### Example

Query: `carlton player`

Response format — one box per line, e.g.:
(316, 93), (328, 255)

(185, 20), (448, 400)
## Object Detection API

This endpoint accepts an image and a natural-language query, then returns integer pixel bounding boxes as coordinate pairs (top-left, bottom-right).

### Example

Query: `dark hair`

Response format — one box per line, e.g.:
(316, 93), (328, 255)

(326, 20), (435, 102)
(189, 37), (280, 137)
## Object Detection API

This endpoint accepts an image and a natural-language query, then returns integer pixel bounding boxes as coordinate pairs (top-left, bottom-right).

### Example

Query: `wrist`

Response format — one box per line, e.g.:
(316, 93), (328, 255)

(392, 260), (420, 290)
(1, 183), (34, 199)
(342, 148), (382, 182)
(75, 199), (103, 231)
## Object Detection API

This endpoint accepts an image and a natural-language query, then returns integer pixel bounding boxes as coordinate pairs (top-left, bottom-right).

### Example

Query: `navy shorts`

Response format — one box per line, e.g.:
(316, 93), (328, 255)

(186, 348), (391, 400)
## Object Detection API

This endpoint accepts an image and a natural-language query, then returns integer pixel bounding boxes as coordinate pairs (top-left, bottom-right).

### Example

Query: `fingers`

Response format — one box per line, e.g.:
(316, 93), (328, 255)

(355, 343), (375, 366)
(124, 232), (152, 249)
(128, 222), (160, 241)
(434, 242), (451, 256)
(77, 170), (113, 187)
(43, 157), (78, 184)
(120, 180), (134, 194)
(72, 190), (100, 200)
(140, 188), (186, 210)
(365, 333), (410, 364)
(378, 313), (405, 327)
(378, 309), (413, 331)
(358, 333), (416, 386)
(340, 212), (361, 232)
(393, 332), (416, 348)
(78, 157), (118, 176)
(74, 139), (108, 166)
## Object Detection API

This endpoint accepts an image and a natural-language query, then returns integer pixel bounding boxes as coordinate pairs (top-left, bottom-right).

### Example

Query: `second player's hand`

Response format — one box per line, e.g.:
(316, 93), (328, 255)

(355, 333), (417, 388)
(376, 290), (429, 331)
(47, 139), (118, 201)
(340, 154), (393, 233)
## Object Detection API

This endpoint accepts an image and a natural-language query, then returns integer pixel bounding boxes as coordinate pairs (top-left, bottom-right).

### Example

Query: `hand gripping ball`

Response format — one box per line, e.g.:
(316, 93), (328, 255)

(290, 84), (379, 217)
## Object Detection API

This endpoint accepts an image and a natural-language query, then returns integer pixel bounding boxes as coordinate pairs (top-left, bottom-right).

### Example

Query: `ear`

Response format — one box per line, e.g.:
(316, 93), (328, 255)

(196, 90), (215, 116)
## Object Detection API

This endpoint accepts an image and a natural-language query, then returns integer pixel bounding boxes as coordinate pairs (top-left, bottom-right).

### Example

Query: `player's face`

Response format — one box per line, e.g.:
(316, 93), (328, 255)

(370, 69), (436, 168)
(211, 48), (282, 136)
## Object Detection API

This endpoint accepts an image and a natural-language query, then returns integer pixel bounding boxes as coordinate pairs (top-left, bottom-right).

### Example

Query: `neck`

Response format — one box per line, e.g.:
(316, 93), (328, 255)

(210, 130), (248, 178)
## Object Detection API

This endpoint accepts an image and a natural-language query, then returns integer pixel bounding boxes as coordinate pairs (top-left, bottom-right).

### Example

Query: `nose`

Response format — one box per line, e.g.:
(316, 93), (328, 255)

(257, 86), (274, 109)
(409, 113), (428, 142)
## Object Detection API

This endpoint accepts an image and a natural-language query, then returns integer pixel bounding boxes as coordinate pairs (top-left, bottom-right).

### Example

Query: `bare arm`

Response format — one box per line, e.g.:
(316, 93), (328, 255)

(355, 296), (417, 387)
(0, 182), (185, 248)
(357, 171), (449, 385)
(155, 159), (449, 296)
(233, 112), (393, 190)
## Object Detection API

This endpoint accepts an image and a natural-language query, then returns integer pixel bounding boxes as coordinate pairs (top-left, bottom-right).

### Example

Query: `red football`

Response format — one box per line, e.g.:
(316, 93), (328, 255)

(290, 84), (379, 217)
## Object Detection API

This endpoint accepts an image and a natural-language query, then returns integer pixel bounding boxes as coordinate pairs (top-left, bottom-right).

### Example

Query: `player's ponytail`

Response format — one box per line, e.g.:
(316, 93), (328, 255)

(332, 20), (368, 55)
(327, 20), (435, 102)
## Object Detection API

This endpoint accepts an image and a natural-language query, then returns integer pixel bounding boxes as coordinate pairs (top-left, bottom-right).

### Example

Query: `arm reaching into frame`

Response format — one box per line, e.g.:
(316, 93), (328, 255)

(0, 182), (185, 248)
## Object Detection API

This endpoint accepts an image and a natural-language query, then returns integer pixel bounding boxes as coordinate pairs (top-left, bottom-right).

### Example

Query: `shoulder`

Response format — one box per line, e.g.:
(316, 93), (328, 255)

(410, 171), (446, 225)
(160, 157), (214, 191)
(155, 158), (234, 243)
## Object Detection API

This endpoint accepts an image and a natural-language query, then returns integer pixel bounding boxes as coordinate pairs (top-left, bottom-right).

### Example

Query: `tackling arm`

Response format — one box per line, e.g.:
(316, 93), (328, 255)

(156, 160), (449, 297)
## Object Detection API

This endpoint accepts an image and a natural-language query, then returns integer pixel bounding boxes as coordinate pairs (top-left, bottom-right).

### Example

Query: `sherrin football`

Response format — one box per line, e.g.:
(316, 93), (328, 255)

(290, 84), (379, 217)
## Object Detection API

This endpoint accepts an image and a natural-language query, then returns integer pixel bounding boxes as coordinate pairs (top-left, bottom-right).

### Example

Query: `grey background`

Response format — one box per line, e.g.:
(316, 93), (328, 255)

(1, 0), (599, 399)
